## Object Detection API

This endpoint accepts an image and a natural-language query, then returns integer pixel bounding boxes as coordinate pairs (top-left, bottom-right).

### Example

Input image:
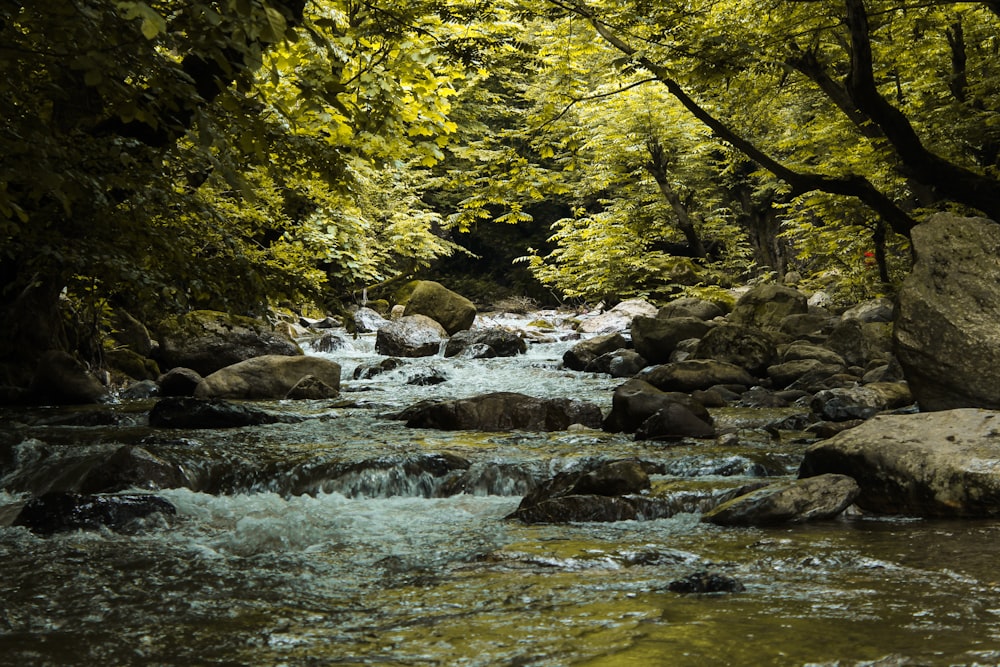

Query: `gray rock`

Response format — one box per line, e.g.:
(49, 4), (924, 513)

(195, 355), (341, 400)
(149, 396), (294, 429)
(400, 392), (603, 432)
(562, 333), (627, 371)
(285, 375), (339, 400)
(375, 315), (447, 358)
(658, 297), (724, 321)
(767, 359), (844, 390)
(603, 378), (712, 433)
(403, 280), (476, 335)
(730, 284), (808, 331)
(353, 307), (390, 333)
(444, 328), (526, 358)
(693, 323), (776, 375)
(632, 316), (711, 365)
(635, 403), (716, 441)
(644, 360), (755, 393)
(702, 474), (859, 526)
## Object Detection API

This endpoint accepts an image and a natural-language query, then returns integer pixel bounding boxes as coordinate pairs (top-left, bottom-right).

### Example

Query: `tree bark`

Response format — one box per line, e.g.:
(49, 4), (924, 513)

(644, 137), (708, 258)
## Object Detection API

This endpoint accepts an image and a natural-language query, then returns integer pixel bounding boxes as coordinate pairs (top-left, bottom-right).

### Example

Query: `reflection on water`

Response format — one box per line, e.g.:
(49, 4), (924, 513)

(2, 326), (1000, 666)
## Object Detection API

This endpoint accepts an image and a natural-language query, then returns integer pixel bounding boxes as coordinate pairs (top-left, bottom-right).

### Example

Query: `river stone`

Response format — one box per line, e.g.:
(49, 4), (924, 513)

(157, 367), (204, 396)
(603, 378), (712, 433)
(154, 310), (302, 377)
(701, 474), (859, 526)
(194, 355), (341, 400)
(28, 350), (109, 405)
(578, 298), (658, 334)
(631, 316), (711, 365)
(692, 323), (775, 375)
(827, 319), (893, 368)
(79, 445), (188, 494)
(894, 214), (1000, 410)
(767, 359), (844, 390)
(353, 306), (390, 333)
(667, 571), (745, 594)
(375, 314), (447, 358)
(799, 409), (1000, 516)
(444, 328), (527, 358)
(149, 396), (290, 429)
(585, 349), (648, 378)
(781, 343), (846, 367)
(658, 297), (724, 321)
(285, 375), (339, 400)
(729, 284), (808, 331)
(508, 460), (650, 523)
(635, 403), (717, 441)
(353, 357), (405, 379)
(842, 297), (894, 323)
(13, 492), (176, 535)
(400, 392), (603, 432)
(402, 280), (476, 335)
(643, 360), (755, 393)
(562, 333), (627, 371)
(810, 383), (913, 421)
(510, 494), (642, 524)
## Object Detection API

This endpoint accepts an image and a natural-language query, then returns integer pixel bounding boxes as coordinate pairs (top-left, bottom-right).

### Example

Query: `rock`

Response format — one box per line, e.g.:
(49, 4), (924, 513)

(510, 495), (642, 524)
(842, 297), (894, 323)
(375, 315), (447, 358)
(767, 359), (844, 390)
(28, 351), (108, 405)
(780, 343), (846, 367)
(105, 348), (160, 381)
(353, 357), (405, 379)
(631, 316), (711, 365)
(643, 360), (755, 393)
(285, 375), (339, 400)
(154, 310), (302, 376)
(634, 402), (717, 441)
(406, 368), (448, 386)
(701, 474), (859, 526)
(658, 297), (724, 321)
(810, 383), (913, 421)
(730, 284), (808, 331)
(692, 323), (776, 375)
(403, 280), (477, 335)
(799, 409), (1000, 516)
(894, 214), (1000, 410)
(451, 342), (497, 360)
(733, 387), (789, 409)
(444, 328), (527, 358)
(827, 319), (893, 368)
(157, 367), (204, 397)
(562, 333), (628, 371)
(400, 392), (603, 432)
(578, 298), (658, 334)
(111, 310), (156, 357)
(13, 492), (176, 535)
(603, 378), (712, 433)
(194, 355), (341, 400)
(667, 571), (745, 594)
(119, 379), (159, 400)
(507, 460), (650, 523)
(353, 307), (390, 333)
(585, 349), (648, 377)
(148, 397), (290, 429)
(79, 445), (188, 494)
(310, 332), (350, 354)
(779, 313), (835, 338)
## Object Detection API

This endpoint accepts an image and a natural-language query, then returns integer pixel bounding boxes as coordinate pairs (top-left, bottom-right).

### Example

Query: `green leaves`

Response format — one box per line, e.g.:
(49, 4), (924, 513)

(115, 1), (166, 40)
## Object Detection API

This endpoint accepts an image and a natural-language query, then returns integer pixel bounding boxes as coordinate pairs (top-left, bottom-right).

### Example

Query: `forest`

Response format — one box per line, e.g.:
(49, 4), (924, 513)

(3, 0), (1000, 384)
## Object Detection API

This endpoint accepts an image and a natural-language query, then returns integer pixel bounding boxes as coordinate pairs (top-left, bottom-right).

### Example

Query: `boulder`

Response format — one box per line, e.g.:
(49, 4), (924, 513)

(353, 357), (405, 380)
(810, 383), (913, 421)
(194, 355), (341, 400)
(310, 332), (350, 354)
(658, 297), (724, 321)
(767, 359), (844, 390)
(894, 213), (1000, 410)
(157, 367), (204, 397)
(110, 310), (157, 357)
(780, 343), (846, 367)
(28, 350), (108, 405)
(400, 392), (603, 432)
(148, 396), (291, 429)
(353, 307), (390, 333)
(603, 378), (712, 433)
(105, 348), (160, 381)
(730, 284), (808, 331)
(403, 280), (477, 335)
(585, 349), (648, 378)
(444, 328), (527, 358)
(285, 375), (339, 400)
(13, 492), (176, 535)
(375, 315), (447, 358)
(842, 297), (894, 323)
(154, 310), (301, 376)
(634, 402), (717, 441)
(507, 460), (650, 523)
(692, 323), (776, 375)
(799, 409), (1000, 516)
(631, 316), (711, 365)
(79, 445), (188, 494)
(827, 319), (893, 368)
(578, 299), (658, 334)
(701, 474), (859, 526)
(562, 333), (628, 371)
(644, 360), (755, 393)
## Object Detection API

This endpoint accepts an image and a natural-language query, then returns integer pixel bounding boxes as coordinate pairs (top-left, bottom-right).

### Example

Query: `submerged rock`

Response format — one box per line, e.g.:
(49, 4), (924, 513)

(444, 328), (526, 358)
(13, 492), (176, 535)
(701, 474), (859, 526)
(667, 571), (745, 594)
(149, 396), (292, 429)
(400, 392), (603, 432)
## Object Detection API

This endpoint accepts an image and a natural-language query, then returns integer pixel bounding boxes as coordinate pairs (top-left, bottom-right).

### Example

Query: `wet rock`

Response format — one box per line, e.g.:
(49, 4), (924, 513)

(310, 332), (350, 353)
(157, 367), (204, 397)
(508, 460), (650, 523)
(635, 403), (717, 441)
(767, 359), (844, 390)
(799, 409), (1000, 516)
(658, 297), (725, 321)
(733, 387), (789, 409)
(12, 492), (176, 535)
(195, 355), (341, 400)
(701, 474), (859, 526)
(353, 306), (390, 333)
(403, 280), (476, 335)
(444, 328), (527, 358)
(406, 368), (448, 386)
(894, 214), (1000, 410)
(154, 310), (302, 376)
(842, 297), (894, 323)
(585, 349), (648, 377)
(667, 571), (745, 594)
(149, 396), (291, 429)
(285, 375), (339, 400)
(511, 495), (642, 523)
(79, 445), (188, 493)
(810, 383), (913, 421)
(692, 323), (776, 376)
(631, 316), (712, 365)
(105, 348), (160, 381)
(28, 351), (108, 405)
(603, 378), (712, 434)
(353, 357), (405, 379)
(644, 360), (755, 393)
(729, 284), (808, 331)
(562, 333), (628, 371)
(578, 298), (658, 334)
(400, 392), (603, 432)
(375, 315), (447, 358)
(119, 379), (159, 400)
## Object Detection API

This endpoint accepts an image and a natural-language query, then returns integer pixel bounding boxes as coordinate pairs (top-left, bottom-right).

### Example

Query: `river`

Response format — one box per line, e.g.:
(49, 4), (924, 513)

(2, 316), (999, 666)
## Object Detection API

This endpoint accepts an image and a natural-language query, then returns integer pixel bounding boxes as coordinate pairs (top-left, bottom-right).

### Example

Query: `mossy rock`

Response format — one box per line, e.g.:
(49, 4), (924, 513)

(105, 348), (160, 381)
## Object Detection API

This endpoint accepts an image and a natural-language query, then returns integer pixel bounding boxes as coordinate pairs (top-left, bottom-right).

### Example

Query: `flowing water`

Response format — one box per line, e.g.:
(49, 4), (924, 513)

(2, 315), (1000, 666)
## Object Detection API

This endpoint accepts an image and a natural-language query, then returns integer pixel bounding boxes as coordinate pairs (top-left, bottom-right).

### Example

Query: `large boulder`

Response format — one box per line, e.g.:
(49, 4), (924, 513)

(894, 213), (1000, 410)
(400, 392), (603, 432)
(603, 378), (712, 433)
(194, 355), (341, 400)
(402, 280), (476, 335)
(799, 409), (1000, 516)
(631, 316), (711, 365)
(562, 333), (628, 371)
(154, 310), (302, 376)
(375, 315), (447, 357)
(28, 351), (108, 405)
(827, 319), (893, 368)
(692, 323), (776, 375)
(730, 284), (808, 331)
(444, 328), (527, 358)
(643, 360), (755, 393)
(701, 474), (859, 526)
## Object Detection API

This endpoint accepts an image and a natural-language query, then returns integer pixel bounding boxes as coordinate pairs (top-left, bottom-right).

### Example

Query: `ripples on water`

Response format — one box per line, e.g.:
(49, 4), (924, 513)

(2, 321), (1000, 666)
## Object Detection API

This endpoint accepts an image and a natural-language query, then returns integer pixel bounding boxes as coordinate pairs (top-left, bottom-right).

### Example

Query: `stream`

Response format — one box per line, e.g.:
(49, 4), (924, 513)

(2, 315), (999, 666)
